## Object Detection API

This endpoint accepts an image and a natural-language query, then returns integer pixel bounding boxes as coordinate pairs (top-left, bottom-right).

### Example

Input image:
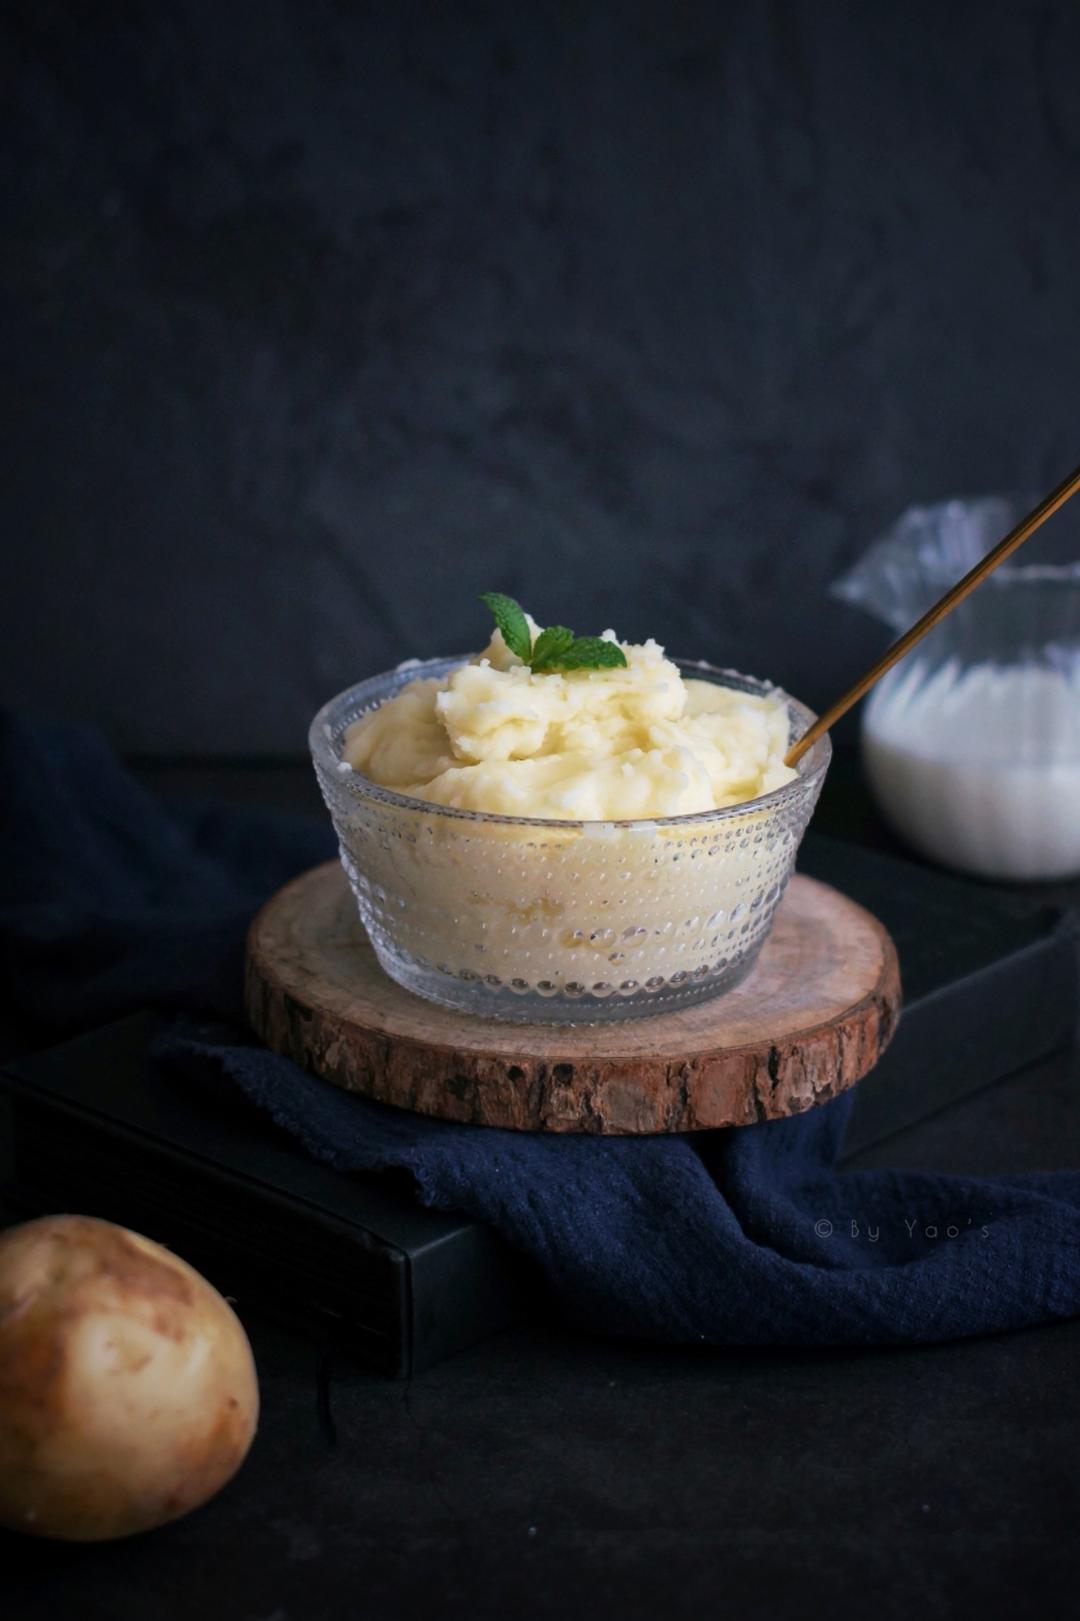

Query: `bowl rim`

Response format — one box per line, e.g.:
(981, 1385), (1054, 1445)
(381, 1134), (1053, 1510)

(309, 655), (831, 832)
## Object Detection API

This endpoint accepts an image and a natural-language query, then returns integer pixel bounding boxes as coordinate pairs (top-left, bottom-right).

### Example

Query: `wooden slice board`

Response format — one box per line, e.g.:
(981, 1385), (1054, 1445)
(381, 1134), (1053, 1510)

(246, 862), (901, 1135)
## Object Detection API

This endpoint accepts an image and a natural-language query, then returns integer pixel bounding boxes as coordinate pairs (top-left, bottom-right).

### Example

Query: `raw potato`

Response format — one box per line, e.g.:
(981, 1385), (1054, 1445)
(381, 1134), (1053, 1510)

(0, 1214), (259, 1541)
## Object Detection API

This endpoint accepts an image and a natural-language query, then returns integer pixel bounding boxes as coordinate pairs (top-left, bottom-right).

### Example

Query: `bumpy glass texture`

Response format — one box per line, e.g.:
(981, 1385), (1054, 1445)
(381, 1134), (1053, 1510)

(310, 660), (830, 1023)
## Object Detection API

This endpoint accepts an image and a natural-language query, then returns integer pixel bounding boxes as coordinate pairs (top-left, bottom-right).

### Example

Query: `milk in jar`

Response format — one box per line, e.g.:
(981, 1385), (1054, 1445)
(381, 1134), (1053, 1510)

(834, 496), (1080, 882)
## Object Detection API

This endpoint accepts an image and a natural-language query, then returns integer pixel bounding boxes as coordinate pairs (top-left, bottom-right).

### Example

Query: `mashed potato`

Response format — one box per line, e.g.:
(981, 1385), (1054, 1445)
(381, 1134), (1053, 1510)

(318, 627), (822, 1021)
(344, 624), (795, 819)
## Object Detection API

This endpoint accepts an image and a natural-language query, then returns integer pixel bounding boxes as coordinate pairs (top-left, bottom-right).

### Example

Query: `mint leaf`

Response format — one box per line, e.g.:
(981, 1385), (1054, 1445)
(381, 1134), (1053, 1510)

(478, 592), (628, 672)
(529, 624), (575, 670)
(556, 636), (628, 671)
(478, 591), (532, 662)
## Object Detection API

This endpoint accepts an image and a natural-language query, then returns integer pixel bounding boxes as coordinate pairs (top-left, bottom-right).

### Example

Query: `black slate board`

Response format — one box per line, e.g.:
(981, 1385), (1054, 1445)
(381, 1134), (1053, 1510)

(0, 839), (1075, 1374)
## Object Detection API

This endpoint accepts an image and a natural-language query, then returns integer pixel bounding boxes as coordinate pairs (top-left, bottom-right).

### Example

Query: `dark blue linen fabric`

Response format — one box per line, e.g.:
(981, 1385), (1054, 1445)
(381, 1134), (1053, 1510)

(5, 709), (1080, 1347)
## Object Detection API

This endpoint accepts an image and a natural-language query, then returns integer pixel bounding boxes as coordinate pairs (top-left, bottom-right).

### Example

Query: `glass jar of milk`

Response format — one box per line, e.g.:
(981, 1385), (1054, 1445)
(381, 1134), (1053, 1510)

(833, 496), (1080, 881)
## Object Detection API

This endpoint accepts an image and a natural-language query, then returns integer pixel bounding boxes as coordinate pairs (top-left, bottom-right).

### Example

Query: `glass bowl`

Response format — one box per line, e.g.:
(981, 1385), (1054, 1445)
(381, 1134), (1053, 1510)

(309, 658), (830, 1023)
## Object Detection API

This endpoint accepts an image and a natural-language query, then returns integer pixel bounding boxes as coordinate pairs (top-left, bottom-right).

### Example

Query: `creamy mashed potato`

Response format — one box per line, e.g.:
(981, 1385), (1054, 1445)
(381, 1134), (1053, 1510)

(317, 631), (823, 1020)
(344, 626), (795, 819)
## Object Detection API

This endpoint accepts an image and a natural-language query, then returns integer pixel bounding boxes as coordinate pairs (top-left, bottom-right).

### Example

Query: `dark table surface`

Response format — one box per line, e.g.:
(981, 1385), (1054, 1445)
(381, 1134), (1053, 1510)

(5, 755), (1080, 1621)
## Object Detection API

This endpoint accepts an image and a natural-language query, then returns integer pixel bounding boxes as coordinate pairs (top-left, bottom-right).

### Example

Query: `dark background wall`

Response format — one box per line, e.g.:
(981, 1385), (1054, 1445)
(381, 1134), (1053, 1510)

(3, 0), (1079, 756)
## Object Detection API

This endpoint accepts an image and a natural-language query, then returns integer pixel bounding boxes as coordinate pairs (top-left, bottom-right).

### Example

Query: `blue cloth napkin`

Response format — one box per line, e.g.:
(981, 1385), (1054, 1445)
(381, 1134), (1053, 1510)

(4, 709), (1080, 1347)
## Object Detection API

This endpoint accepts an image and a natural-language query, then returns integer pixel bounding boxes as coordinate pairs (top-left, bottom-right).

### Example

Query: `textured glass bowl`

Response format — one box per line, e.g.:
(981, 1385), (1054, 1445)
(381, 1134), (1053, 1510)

(310, 659), (830, 1023)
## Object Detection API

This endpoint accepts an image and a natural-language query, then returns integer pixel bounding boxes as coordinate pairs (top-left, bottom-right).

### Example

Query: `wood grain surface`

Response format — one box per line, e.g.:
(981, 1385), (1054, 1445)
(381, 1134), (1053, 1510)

(246, 862), (901, 1134)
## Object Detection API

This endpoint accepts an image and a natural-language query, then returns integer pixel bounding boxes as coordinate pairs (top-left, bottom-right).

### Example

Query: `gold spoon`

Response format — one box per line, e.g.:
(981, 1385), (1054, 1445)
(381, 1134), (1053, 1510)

(785, 460), (1080, 767)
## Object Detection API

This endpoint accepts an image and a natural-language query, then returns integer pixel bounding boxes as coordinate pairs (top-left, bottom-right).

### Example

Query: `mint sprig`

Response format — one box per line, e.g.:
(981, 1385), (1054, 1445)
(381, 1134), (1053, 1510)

(478, 593), (628, 672)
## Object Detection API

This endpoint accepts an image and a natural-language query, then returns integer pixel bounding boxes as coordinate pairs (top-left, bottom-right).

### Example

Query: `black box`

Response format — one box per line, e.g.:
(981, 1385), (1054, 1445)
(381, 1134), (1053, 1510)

(0, 1013), (526, 1377)
(797, 835), (1079, 1155)
(1, 838), (1075, 1373)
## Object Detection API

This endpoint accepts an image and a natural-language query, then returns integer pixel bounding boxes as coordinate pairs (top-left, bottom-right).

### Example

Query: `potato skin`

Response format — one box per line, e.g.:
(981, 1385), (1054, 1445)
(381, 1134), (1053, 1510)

(0, 1214), (259, 1540)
